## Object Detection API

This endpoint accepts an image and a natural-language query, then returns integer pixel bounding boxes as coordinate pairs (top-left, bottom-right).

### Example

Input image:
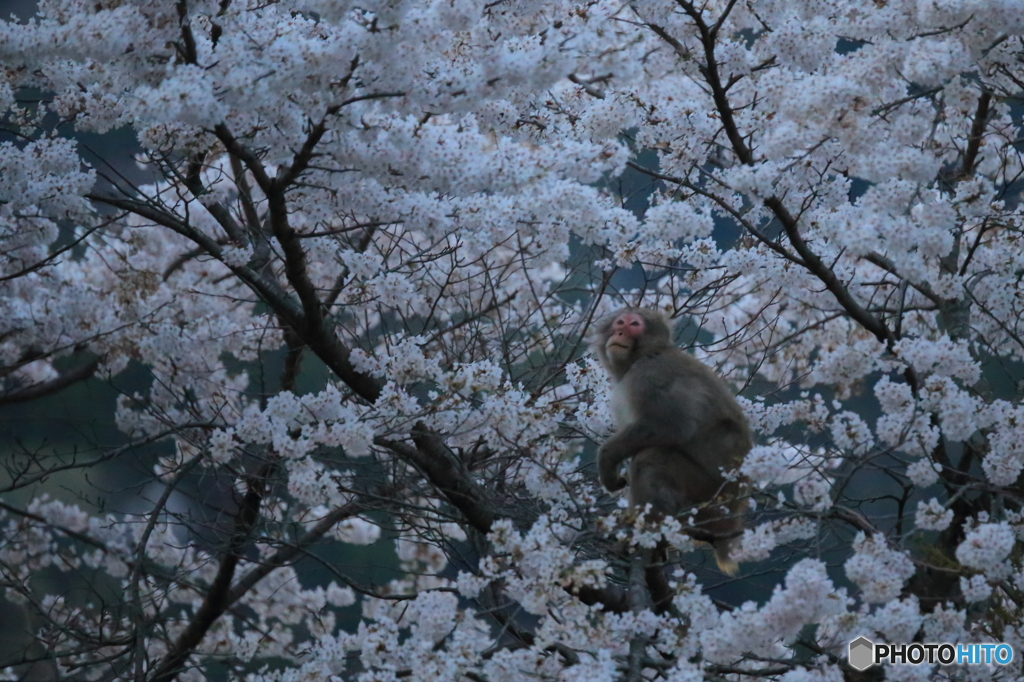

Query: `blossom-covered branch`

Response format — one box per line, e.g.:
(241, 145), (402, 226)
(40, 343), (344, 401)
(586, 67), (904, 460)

(2, 0), (1024, 681)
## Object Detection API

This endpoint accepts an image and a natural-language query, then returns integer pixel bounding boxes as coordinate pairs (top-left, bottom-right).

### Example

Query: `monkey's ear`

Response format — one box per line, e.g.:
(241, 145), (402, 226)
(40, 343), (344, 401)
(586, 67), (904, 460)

(636, 308), (674, 346)
(649, 308), (675, 327)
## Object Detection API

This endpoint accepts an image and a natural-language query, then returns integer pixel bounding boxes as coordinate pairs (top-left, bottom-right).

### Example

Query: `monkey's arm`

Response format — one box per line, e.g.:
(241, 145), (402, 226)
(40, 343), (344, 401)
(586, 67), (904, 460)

(598, 366), (704, 491)
(597, 420), (696, 491)
(597, 434), (631, 491)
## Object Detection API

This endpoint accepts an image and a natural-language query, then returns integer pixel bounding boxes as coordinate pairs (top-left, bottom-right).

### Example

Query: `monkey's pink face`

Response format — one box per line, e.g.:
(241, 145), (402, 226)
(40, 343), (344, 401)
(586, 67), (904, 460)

(605, 312), (645, 362)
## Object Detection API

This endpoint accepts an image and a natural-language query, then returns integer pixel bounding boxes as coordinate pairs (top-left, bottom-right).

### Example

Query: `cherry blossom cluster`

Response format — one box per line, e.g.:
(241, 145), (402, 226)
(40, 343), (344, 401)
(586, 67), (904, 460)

(3, 0), (1024, 680)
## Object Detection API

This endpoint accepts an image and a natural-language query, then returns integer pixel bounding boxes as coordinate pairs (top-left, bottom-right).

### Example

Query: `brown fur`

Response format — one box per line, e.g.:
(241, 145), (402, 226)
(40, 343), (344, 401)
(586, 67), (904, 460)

(593, 308), (751, 574)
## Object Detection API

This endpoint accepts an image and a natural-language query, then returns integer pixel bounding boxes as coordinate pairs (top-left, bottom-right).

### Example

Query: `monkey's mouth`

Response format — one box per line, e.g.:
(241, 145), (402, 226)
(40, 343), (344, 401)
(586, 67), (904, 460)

(607, 341), (631, 350)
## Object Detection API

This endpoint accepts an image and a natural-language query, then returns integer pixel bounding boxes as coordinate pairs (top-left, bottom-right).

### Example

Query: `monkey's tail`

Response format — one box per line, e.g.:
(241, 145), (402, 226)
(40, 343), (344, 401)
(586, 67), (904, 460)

(714, 542), (739, 577)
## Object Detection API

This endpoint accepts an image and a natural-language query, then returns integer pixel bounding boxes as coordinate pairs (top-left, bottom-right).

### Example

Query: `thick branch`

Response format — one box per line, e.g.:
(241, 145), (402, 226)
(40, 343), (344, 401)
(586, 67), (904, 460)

(263, 185), (325, 330)
(174, 0), (198, 64)
(87, 192), (381, 402)
(87, 193), (302, 319)
(212, 125), (382, 402)
(377, 429), (496, 533)
(768, 199), (892, 346)
(147, 478), (265, 682)
(225, 503), (360, 604)
(149, 479), (360, 682)
(650, 6), (893, 347)
(961, 90), (992, 178)
(675, 3), (753, 163)
(0, 357), (99, 406)
(625, 552), (653, 682)
(574, 584), (630, 613)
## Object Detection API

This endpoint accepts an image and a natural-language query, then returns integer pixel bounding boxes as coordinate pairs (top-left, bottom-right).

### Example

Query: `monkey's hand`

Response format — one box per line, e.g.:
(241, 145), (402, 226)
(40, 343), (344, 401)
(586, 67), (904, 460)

(597, 441), (629, 492)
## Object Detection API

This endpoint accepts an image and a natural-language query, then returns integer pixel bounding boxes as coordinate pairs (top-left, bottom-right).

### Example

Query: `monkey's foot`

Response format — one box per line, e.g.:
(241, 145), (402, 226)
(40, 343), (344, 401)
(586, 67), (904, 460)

(714, 547), (739, 576)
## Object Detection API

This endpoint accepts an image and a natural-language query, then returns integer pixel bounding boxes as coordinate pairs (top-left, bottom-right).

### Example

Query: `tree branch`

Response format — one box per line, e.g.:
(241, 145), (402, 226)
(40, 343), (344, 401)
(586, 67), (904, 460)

(0, 357), (100, 406)
(961, 89), (992, 178)
(377, 428), (497, 534)
(650, 5), (894, 347)
(149, 477), (361, 682)
(87, 192), (381, 402)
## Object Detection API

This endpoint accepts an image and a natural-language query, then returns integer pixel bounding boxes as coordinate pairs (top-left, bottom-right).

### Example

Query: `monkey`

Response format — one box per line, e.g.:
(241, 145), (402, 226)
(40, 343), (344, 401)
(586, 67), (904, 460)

(592, 307), (752, 576)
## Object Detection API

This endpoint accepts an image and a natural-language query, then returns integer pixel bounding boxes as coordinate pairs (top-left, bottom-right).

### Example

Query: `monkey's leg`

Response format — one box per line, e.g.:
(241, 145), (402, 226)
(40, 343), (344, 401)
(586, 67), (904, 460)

(631, 448), (742, 575)
(684, 420), (749, 574)
(628, 449), (687, 612)
(689, 481), (744, 576)
(627, 448), (687, 516)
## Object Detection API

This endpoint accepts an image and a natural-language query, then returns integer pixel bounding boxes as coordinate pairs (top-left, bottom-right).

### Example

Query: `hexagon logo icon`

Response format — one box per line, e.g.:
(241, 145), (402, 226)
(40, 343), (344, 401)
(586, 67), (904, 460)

(848, 636), (875, 671)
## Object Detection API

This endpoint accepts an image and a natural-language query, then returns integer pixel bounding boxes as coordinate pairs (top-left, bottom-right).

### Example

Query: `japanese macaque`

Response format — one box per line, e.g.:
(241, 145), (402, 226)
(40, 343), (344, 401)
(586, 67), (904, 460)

(593, 307), (752, 575)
